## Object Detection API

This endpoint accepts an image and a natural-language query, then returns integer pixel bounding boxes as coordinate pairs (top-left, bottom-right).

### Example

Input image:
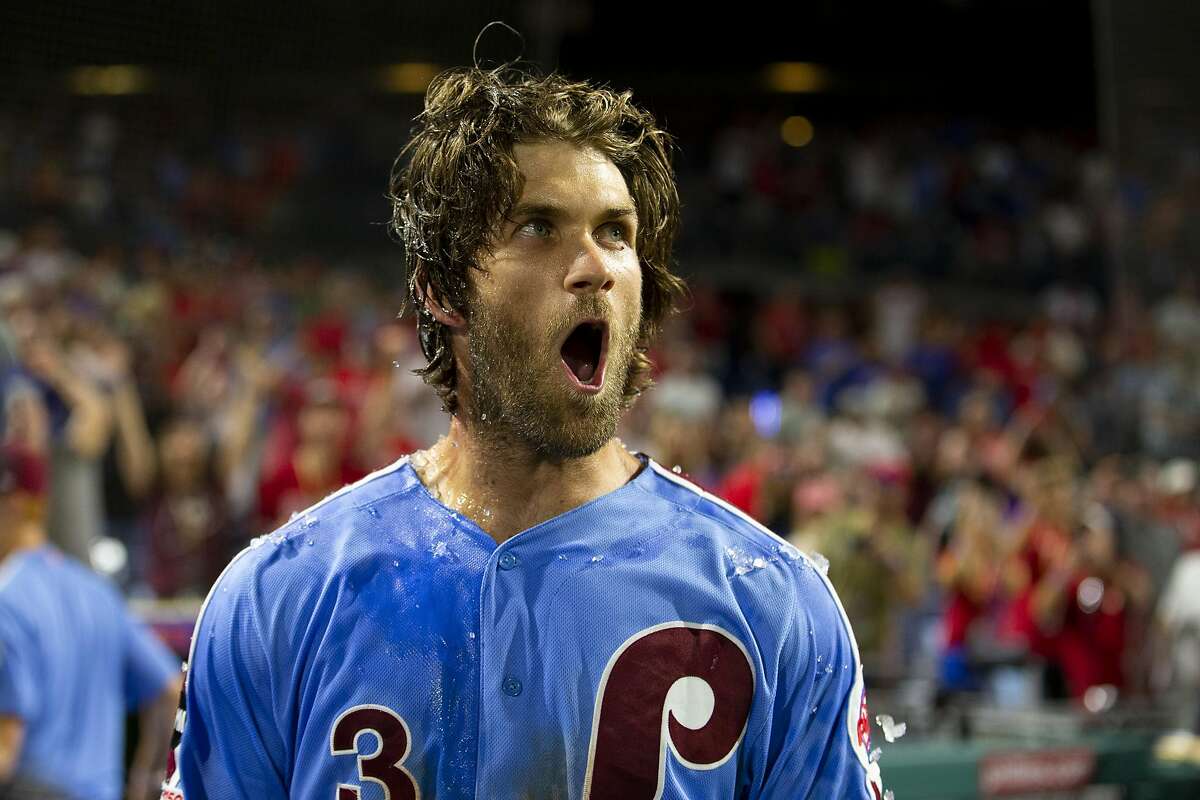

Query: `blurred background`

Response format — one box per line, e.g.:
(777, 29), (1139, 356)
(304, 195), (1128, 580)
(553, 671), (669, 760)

(2, 1), (1200, 797)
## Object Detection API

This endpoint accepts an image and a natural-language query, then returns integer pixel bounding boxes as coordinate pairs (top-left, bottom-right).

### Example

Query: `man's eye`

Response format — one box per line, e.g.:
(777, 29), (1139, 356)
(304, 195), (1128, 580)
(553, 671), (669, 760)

(602, 222), (628, 242)
(518, 220), (551, 238)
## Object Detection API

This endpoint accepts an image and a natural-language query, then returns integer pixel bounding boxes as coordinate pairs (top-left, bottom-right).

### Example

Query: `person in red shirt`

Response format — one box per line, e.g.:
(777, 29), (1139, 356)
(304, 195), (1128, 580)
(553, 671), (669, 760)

(1031, 506), (1128, 700)
(257, 378), (365, 530)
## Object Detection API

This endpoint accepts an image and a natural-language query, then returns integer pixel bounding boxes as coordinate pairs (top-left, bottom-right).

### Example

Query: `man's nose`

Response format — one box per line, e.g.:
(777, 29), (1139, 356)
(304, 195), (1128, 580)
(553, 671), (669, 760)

(563, 238), (616, 295)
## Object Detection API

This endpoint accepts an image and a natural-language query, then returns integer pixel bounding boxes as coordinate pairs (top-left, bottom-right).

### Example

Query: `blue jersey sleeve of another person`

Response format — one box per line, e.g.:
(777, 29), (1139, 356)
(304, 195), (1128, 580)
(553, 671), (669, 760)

(173, 549), (288, 799)
(753, 555), (883, 799)
(0, 612), (37, 720)
(121, 601), (182, 710)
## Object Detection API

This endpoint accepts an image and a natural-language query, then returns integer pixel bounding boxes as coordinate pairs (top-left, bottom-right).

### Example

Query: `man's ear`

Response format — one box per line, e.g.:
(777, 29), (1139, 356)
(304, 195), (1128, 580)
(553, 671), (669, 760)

(420, 283), (466, 329)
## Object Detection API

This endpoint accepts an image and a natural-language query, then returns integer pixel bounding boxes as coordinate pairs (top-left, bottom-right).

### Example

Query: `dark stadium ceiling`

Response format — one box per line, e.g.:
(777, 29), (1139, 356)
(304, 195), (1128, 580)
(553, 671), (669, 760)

(1, 0), (1096, 120)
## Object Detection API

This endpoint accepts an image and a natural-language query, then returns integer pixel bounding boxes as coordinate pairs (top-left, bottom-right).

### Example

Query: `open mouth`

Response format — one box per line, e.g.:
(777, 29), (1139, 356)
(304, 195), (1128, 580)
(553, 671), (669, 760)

(559, 320), (608, 394)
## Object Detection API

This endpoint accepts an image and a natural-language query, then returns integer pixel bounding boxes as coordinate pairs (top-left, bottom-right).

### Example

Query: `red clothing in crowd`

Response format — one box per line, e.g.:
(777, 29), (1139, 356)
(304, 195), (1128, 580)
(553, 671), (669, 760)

(1053, 574), (1127, 699)
(258, 456), (366, 526)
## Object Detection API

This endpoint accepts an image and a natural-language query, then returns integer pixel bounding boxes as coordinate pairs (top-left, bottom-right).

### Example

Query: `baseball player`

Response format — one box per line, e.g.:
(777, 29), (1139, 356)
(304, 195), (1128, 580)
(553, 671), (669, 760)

(0, 433), (182, 799)
(166, 64), (885, 800)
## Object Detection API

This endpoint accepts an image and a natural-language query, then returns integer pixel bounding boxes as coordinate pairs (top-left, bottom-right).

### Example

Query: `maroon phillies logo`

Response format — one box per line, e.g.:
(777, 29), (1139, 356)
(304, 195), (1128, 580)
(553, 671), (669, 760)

(583, 623), (755, 799)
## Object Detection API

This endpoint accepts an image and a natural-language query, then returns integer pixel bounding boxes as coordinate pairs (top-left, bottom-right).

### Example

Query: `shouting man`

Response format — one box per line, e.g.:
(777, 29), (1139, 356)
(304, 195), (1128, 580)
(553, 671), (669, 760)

(166, 64), (884, 800)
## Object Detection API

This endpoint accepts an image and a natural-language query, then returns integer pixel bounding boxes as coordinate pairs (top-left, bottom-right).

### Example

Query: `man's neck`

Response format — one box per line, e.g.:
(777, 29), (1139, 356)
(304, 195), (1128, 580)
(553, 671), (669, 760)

(412, 417), (642, 544)
(0, 521), (46, 565)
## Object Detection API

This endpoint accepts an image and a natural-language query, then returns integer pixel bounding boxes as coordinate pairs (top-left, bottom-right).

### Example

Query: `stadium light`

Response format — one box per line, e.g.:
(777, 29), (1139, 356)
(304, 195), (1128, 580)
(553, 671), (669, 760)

(69, 65), (154, 95)
(764, 62), (830, 93)
(379, 63), (442, 93)
(780, 115), (814, 147)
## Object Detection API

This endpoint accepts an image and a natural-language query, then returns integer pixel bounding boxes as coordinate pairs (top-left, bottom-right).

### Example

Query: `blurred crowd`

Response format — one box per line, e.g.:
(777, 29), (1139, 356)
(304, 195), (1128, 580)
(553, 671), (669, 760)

(2, 100), (1200, 732)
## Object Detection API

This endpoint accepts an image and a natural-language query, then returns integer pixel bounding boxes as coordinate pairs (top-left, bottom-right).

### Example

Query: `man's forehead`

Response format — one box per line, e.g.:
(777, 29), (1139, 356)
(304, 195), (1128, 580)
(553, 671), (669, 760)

(511, 140), (634, 212)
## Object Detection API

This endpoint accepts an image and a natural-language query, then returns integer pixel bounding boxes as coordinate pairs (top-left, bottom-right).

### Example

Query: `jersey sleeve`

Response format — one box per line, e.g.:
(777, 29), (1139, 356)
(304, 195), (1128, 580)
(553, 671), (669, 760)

(171, 552), (289, 799)
(121, 601), (182, 709)
(0, 613), (37, 720)
(755, 563), (884, 800)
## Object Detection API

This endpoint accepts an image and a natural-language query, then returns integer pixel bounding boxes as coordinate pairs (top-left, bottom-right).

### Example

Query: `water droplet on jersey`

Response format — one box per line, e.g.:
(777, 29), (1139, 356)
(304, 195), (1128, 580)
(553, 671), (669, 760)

(366, 507), (380, 518)
(302, 515), (318, 528)
(590, 554), (604, 564)
(467, 631), (476, 639)
(393, 560), (400, 567)
(557, 553), (568, 561)
(876, 714), (907, 742)
(869, 747), (882, 763)
(306, 539), (314, 546)
(809, 551), (830, 576)
(777, 543), (803, 562)
(725, 546), (766, 576)
(431, 541), (450, 558)
(885, 791), (895, 800)
(672, 464), (682, 474)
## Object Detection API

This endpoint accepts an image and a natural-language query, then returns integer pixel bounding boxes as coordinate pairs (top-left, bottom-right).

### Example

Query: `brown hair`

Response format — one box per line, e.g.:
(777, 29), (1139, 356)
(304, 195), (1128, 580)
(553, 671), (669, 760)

(388, 65), (686, 414)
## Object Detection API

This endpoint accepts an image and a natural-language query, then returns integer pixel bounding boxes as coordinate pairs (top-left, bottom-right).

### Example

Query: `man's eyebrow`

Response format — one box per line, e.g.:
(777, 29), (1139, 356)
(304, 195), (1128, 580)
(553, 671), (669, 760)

(507, 202), (639, 222)
(603, 205), (639, 221)
(507, 202), (564, 221)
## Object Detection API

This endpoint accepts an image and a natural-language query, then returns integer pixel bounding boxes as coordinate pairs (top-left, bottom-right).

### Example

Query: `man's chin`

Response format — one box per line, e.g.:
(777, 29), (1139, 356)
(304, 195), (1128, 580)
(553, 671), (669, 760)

(519, 398), (621, 461)
(528, 427), (616, 461)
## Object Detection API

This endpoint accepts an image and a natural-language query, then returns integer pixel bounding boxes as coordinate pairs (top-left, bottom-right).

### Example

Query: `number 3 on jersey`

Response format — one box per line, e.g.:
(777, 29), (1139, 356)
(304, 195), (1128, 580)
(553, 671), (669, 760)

(330, 705), (420, 800)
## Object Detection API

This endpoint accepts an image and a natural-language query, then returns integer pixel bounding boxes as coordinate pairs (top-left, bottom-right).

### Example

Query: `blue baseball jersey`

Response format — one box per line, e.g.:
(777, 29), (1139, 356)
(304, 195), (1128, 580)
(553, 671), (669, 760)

(165, 456), (884, 800)
(0, 545), (181, 800)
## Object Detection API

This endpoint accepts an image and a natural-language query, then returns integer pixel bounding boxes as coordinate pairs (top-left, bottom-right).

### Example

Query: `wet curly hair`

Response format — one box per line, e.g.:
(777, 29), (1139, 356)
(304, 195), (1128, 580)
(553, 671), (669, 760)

(388, 65), (685, 414)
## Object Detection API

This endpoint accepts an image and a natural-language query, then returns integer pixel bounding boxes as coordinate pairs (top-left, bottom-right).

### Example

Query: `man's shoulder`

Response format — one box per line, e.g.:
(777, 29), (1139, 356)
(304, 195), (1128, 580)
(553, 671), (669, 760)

(638, 460), (805, 561)
(639, 460), (858, 645)
(0, 547), (118, 614)
(200, 459), (426, 614)
(197, 455), (488, 651)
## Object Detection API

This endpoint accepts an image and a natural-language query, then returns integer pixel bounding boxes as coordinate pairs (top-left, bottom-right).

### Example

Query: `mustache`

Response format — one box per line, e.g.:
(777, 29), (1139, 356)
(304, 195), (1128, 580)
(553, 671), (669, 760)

(559, 296), (615, 329)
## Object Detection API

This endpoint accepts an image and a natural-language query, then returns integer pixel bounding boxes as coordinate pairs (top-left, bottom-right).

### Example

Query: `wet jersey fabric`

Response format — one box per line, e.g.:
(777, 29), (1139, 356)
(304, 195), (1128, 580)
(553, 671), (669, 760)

(166, 456), (884, 799)
(0, 546), (180, 800)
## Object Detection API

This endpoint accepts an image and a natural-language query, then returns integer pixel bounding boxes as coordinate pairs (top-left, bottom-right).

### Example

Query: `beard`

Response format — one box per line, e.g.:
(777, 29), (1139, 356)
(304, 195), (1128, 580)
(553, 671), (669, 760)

(465, 293), (640, 461)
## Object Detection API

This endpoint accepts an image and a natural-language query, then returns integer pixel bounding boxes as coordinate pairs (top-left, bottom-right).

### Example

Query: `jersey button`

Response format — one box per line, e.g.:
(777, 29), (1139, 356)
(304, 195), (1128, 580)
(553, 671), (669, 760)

(498, 552), (520, 570)
(502, 676), (523, 696)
